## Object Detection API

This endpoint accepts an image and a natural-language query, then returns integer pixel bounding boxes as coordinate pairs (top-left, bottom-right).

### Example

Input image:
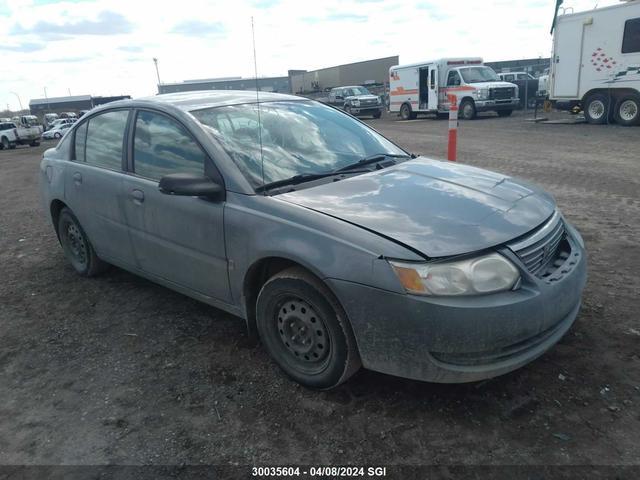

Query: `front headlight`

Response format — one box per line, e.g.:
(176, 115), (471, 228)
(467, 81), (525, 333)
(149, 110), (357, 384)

(351, 99), (360, 107)
(475, 88), (489, 99)
(389, 253), (520, 296)
(377, 96), (382, 104)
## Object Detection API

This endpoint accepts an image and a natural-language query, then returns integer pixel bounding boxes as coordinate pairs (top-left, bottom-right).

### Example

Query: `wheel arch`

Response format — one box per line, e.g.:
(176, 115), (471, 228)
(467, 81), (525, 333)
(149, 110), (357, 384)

(581, 87), (639, 105)
(241, 256), (347, 344)
(50, 198), (68, 240)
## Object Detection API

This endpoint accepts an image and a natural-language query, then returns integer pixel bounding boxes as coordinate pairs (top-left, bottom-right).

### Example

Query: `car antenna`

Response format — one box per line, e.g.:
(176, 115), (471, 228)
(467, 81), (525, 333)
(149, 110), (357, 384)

(251, 16), (265, 194)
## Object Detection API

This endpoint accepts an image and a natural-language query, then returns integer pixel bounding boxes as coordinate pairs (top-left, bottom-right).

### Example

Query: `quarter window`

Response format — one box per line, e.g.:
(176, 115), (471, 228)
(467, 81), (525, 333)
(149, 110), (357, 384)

(133, 110), (206, 181)
(84, 110), (129, 170)
(74, 121), (88, 162)
(622, 17), (640, 53)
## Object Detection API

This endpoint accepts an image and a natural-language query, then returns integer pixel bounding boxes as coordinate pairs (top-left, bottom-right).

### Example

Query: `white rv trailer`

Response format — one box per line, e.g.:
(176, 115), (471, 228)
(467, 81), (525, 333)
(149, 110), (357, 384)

(550, 0), (640, 125)
(388, 58), (519, 120)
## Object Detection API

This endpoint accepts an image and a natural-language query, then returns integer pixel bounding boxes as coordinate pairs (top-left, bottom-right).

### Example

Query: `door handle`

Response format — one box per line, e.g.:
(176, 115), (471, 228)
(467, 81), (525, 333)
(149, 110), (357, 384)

(130, 189), (144, 204)
(72, 172), (82, 185)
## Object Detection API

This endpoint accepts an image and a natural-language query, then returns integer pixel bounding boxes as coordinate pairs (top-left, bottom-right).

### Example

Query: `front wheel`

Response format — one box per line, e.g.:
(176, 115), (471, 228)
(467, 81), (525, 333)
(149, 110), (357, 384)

(584, 93), (610, 124)
(373, 111), (382, 119)
(30, 140), (40, 147)
(256, 267), (361, 389)
(54, 132), (62, 139)
(496, 109), (513, 117)
(614, 95), (640, 126)
(57, 208), (108, 277)
(460, 99), (477, 120)
(400, 103), (416, 120)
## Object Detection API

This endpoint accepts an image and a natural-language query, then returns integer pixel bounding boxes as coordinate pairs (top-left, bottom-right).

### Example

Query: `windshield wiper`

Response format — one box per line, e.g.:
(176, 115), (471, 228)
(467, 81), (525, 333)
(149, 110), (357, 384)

(334, 153), (412, 173)
(256, 170), (369, 193)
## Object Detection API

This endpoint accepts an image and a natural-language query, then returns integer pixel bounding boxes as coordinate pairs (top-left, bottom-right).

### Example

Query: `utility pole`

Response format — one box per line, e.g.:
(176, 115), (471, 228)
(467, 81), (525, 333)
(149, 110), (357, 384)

(10, 91), (23, 111)
(153, 57), (161, 93)
(44, 87), (50, 113)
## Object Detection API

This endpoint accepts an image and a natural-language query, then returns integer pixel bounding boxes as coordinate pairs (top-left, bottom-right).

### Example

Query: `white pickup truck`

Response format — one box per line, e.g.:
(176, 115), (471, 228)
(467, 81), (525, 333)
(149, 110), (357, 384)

(0, 116), (42, 149)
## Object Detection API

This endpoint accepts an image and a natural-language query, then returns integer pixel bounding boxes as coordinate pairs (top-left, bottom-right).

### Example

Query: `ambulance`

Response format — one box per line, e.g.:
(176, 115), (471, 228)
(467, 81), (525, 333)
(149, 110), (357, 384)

(389, 58), (520, 120)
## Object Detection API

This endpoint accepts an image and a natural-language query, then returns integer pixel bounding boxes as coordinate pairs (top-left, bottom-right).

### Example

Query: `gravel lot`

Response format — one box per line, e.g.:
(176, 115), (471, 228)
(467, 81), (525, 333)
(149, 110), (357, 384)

(1, 111), (639, 468)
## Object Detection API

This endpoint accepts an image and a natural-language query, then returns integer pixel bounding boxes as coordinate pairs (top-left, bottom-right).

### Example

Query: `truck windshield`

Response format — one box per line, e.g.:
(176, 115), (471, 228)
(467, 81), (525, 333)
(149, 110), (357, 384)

(192, 100), (405, 189)
(343, 87), (370, 96)
(459, 67), (500, 83)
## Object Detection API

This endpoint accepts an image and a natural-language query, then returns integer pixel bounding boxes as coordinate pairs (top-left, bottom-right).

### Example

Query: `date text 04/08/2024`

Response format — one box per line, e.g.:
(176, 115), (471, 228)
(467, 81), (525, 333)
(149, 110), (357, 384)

(251, 466), (388, 477)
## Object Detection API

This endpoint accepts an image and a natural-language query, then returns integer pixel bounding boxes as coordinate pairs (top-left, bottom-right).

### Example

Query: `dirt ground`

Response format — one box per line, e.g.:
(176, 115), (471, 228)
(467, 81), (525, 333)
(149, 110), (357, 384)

(0, 110), (639, 470)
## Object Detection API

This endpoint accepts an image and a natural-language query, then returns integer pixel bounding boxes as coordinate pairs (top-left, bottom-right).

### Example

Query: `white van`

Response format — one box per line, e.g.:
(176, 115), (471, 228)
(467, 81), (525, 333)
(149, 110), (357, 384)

(549, 0), (640, 125)
(389, 58), (519, 120)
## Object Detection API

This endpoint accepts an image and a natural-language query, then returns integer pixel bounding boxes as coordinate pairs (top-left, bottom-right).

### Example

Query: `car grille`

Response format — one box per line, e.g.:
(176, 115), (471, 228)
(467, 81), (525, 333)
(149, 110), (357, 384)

(360, 99), (378, 106)
(490, 87), (515, 100)
(508, 212), (566, 277)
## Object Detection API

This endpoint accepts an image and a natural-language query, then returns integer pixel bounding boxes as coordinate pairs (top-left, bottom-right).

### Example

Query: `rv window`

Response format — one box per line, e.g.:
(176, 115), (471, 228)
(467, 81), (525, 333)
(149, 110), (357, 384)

(447, 71), (461, 86)
(622, 17), (640, 53)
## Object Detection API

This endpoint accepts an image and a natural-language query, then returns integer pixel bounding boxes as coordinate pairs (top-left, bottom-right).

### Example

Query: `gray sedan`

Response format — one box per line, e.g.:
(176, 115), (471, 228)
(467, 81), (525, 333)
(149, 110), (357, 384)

(39, 91), (587, 389)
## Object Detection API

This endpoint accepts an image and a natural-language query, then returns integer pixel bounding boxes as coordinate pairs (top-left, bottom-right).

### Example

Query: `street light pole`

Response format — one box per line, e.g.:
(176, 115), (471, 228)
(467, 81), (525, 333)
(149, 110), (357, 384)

(10, 91), (23, 111)
(153, 57), (161, 93)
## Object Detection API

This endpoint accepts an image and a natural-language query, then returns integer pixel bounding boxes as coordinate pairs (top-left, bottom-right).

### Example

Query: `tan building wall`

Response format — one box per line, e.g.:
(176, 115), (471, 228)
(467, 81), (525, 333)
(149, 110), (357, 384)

(290, 56), (399, 93)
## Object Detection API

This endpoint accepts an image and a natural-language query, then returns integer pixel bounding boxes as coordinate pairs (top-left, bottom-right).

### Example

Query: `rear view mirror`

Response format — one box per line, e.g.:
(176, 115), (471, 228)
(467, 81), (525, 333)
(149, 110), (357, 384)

(159, 173), (224, 200)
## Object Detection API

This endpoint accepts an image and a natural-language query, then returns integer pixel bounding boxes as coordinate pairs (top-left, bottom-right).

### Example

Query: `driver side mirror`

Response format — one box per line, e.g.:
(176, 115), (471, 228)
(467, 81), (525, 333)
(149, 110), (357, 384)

(159, 173), (224, 200)
(336, 95), (343, 100)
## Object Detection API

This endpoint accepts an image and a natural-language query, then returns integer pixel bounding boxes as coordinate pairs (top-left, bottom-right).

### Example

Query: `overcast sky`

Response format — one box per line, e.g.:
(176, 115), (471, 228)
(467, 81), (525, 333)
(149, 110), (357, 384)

(0, 0), (619, 111)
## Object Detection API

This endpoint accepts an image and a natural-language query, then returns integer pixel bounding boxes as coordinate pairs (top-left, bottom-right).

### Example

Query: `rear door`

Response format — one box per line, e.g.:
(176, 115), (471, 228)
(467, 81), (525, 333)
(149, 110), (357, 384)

(428, 66), (438, 110)
(121, 109), (231, 302)
(64, 109), (136, 266)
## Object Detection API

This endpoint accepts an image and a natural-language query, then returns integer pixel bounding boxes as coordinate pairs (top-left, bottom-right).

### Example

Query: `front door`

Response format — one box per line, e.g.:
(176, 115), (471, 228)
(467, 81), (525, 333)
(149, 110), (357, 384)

(121, 109), (231, 302)
(428, 67), (438, 110)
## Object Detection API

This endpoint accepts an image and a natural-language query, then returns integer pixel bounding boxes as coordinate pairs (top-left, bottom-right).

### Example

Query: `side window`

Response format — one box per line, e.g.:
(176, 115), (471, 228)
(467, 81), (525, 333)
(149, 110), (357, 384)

(622, 17), (640, 53)
(447, 71), (461, 86)
(85, 110), (129, 170)
(74, 121), (88, 162)
(430, 69), (436, 89)
(133, 110), (206, 181)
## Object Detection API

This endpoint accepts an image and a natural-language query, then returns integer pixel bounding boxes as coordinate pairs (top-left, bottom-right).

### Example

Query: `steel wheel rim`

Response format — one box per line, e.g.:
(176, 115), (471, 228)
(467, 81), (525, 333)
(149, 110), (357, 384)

(619, 100), (638, 122)
(276, 297), (329, 365)
(463, 103), (473, 118)
(63, 221), (88, 268)
(589, 100), (605, 119)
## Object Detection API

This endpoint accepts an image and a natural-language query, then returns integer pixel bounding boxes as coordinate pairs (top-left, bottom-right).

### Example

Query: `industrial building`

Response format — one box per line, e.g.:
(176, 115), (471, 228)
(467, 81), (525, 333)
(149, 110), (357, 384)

(485, 57), (550, 77)
(288, 56), (399, 94)
(29, 94), (131, 116)
(158, 76), (291, 94)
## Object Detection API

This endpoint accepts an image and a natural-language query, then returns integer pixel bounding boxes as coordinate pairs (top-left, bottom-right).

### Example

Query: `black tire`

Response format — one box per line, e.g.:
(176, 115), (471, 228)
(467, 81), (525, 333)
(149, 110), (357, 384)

(459, 99), (477, 120)
(54, 132), (62, 139)
(0, 136), (8, 150)
(8, 142), (16, 149)
(30, 140), (40, 147)
(256, 267), (361, 389)
(57, 207), (108, 277)
(373, 111), (382, 119)
(497, 109), (513, 117)
(400, 103), (415, 120)
(583, 93), (610, 124)
(344, 105), (353, 116)
(614, 95), (640, 127)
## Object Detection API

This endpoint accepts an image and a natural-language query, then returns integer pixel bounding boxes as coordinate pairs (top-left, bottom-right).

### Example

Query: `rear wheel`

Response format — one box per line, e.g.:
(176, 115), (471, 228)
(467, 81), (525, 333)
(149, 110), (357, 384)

(614, 95), (640, 126)
(497, 109), (513, 117)
(256, 267), (361, 389)
(0, 137), (8, 150)
(584, 93), (610, 124)
(57, 207), (108, 277)
(30, 140), (40, 147)
(460, 99), (477, 120)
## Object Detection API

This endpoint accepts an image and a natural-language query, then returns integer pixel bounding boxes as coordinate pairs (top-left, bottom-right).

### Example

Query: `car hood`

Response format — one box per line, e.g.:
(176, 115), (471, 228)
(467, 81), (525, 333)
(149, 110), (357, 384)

(279, 158), (555, 258)
(469, 81), (518, 89)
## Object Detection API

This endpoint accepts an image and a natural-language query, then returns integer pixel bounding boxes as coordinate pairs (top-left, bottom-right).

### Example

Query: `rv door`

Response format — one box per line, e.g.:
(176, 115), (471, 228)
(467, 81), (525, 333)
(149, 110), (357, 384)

(552, 18), (583, 97)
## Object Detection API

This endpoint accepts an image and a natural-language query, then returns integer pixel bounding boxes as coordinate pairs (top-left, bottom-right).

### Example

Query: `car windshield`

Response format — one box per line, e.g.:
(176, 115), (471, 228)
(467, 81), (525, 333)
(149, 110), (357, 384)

(343, 87), (370, 96)
(192, 100), (405, 189)
(459, 66), (499, 83)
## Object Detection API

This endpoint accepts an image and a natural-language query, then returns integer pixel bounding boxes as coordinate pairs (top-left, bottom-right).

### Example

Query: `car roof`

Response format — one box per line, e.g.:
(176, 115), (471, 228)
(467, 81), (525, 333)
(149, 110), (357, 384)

(99, 90), (306, 113)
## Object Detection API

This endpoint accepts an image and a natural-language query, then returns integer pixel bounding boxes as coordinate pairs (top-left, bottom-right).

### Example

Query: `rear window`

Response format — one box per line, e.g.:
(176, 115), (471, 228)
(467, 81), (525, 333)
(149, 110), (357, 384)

(84, 110), (129, 171)
(622, 17), (640, 53)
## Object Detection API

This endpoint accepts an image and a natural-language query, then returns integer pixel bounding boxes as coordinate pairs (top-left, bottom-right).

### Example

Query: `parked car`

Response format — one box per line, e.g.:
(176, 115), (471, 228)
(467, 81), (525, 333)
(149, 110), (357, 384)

(48, 118), (76, 130)
(0, 119), (41, 149)
(327, 86), (383, 118)
(42, 122), (72, 139)
(40, 91), (587, 389)
(43, 113), (60, 131)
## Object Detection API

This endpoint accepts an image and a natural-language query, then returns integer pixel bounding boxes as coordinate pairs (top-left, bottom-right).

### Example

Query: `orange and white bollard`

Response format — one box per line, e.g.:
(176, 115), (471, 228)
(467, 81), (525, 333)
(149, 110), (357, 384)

(447, 94), (458, 162)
